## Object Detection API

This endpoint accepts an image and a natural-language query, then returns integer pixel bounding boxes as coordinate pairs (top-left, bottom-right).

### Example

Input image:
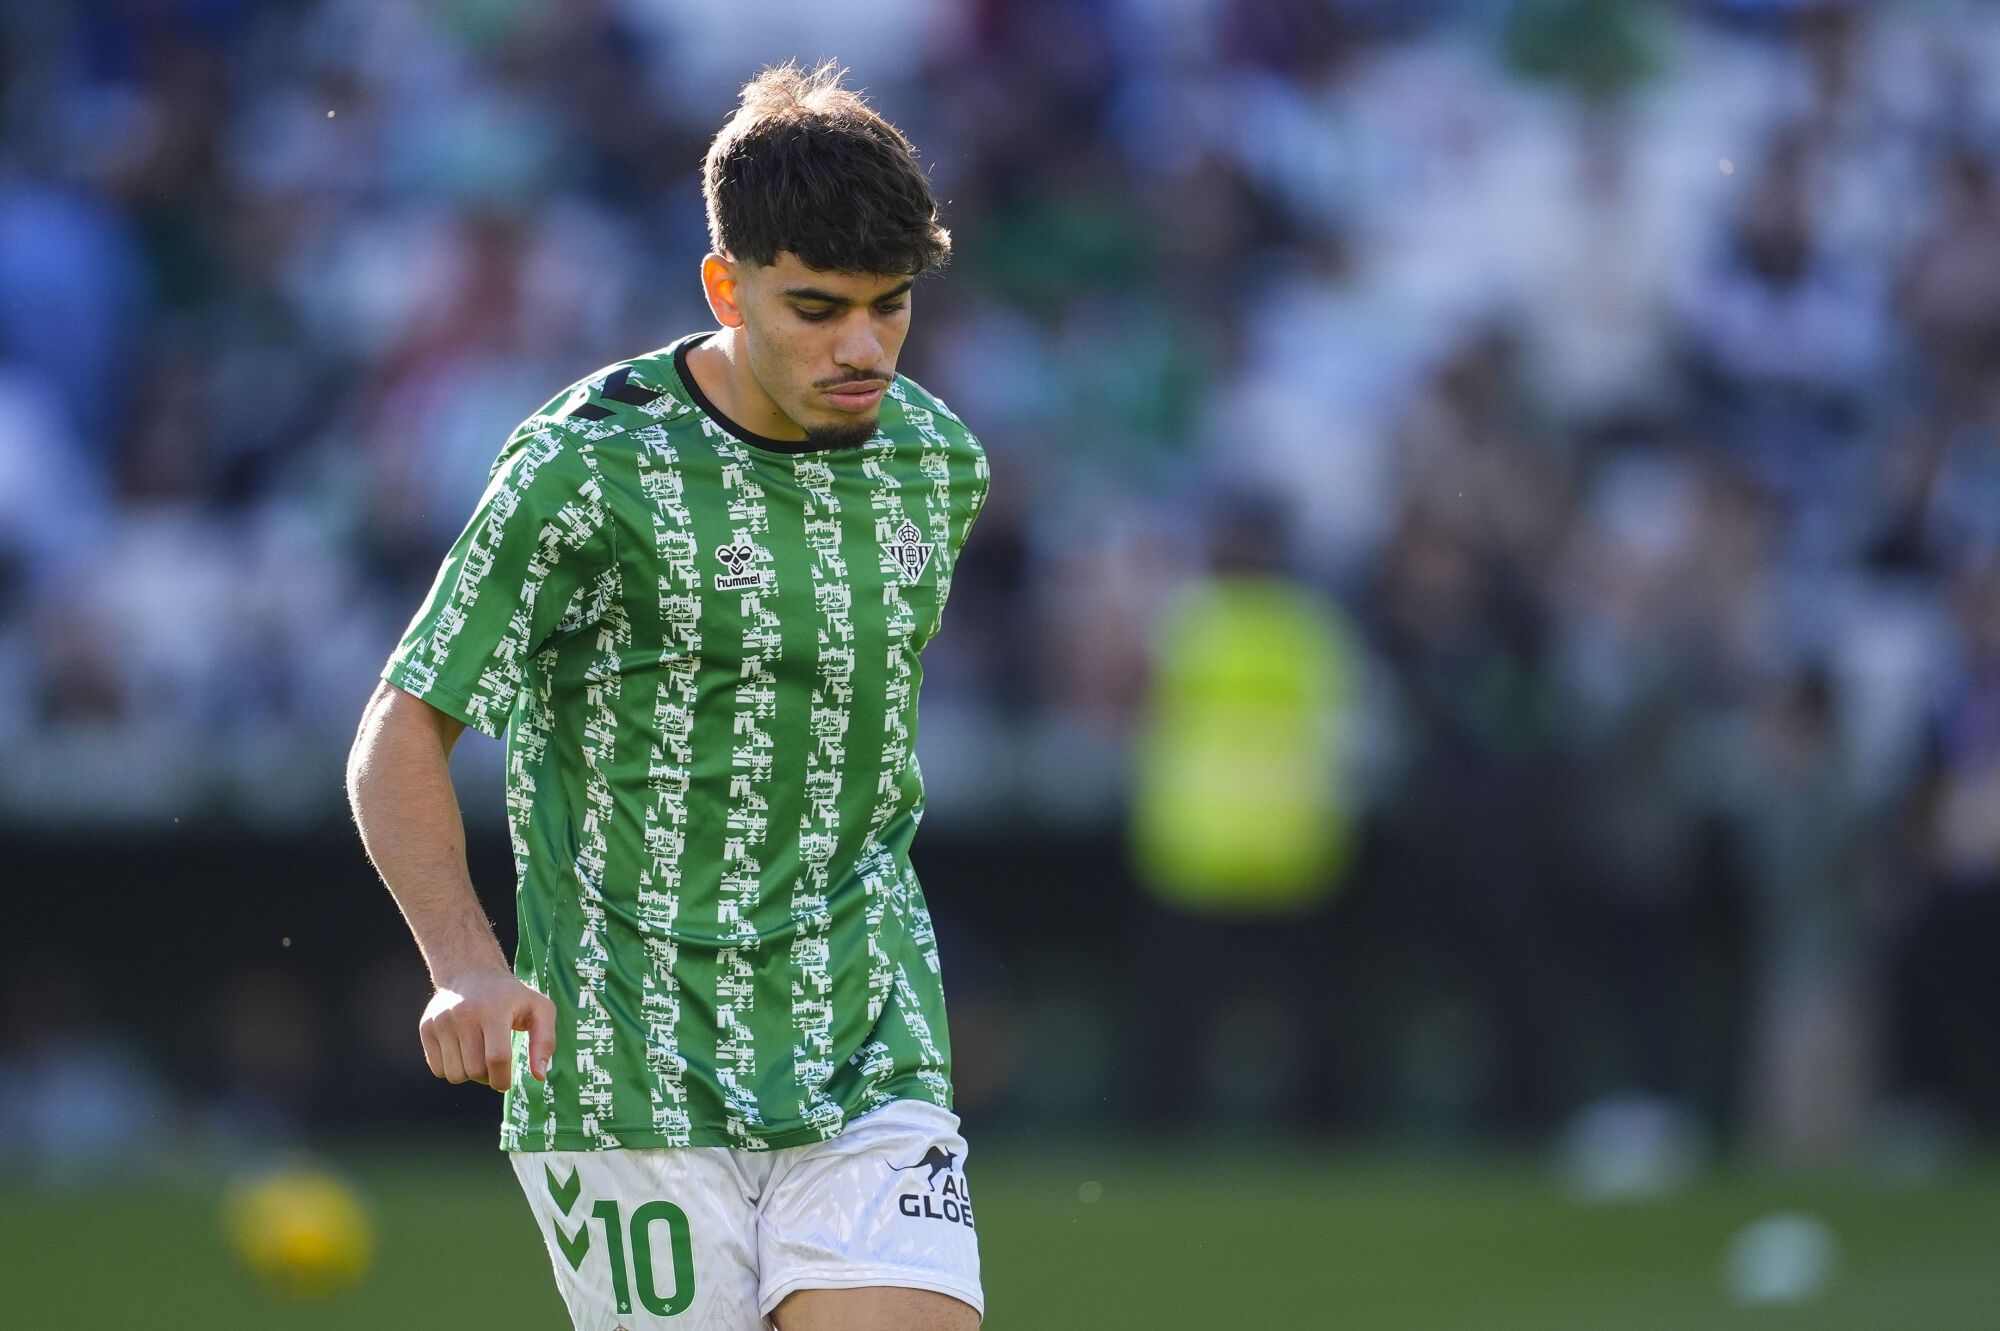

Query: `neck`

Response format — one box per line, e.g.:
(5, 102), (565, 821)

(685, 328), (808, 442)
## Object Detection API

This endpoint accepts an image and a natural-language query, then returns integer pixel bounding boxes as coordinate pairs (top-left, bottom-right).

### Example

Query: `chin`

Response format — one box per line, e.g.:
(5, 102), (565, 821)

(804, 415), (881, 452)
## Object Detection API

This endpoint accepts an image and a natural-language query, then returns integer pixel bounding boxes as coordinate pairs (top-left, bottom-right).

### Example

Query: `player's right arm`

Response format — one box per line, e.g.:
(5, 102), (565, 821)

(347, 680), (556, 1092)
(353, 428), (610, 1094)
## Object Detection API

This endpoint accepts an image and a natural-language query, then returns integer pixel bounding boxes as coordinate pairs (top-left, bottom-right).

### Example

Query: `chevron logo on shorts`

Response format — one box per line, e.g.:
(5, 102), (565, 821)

(546, 1164), (590, 1268)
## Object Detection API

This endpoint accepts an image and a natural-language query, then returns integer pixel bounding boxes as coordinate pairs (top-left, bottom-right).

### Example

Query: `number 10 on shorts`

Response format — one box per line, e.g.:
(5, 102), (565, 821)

(560, 1197), (696, 1317)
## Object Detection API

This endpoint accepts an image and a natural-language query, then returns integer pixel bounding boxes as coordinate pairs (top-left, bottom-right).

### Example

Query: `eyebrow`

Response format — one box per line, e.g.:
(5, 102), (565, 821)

(782, 278), (916, 306)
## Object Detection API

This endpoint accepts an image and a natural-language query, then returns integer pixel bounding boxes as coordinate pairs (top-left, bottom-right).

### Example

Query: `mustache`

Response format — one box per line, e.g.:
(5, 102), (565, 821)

(814, 372), (887, 389)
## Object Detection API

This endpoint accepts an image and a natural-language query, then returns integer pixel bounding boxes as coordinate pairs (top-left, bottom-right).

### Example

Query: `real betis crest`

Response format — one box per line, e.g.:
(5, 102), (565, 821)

(883, 518), (934, 584)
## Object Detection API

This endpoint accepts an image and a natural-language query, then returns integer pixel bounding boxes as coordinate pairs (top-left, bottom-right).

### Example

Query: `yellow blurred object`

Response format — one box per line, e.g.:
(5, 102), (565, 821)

(223, 1164), (376, 1300)
(1132, 574), (1361, 914)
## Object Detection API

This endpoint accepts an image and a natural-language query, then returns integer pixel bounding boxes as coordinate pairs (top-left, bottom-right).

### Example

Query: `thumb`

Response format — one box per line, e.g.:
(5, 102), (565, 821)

(518, 991), (558, 1082)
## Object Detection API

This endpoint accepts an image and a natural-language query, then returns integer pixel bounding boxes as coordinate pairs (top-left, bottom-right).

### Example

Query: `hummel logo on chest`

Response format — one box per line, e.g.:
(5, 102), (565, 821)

(883, 519), (934, 584)
(714, 541), (765, 591)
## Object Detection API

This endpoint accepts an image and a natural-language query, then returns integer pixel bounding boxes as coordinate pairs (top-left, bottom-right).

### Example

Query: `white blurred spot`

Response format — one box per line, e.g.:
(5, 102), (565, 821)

(1724, 1212), (1838, 1306)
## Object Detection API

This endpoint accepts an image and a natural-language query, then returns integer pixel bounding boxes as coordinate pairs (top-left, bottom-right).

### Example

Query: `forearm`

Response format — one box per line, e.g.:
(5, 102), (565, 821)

(346, 686), (506, 983)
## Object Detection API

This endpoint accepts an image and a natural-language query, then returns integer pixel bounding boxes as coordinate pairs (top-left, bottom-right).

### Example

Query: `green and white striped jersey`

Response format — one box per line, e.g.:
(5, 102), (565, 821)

(384, 333), (989, 1152)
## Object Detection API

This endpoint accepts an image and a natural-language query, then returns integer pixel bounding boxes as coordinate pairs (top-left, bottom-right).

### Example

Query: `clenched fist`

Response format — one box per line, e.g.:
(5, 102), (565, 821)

(419, 967), (557, 1092)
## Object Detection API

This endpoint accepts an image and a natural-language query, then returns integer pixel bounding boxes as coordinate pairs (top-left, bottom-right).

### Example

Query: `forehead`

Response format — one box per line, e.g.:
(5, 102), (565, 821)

(749, 252), (913, 301)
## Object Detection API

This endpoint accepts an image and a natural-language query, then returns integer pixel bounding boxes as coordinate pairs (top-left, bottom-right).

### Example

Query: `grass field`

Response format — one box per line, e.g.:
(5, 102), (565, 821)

(5, 1143), (1997, 1329)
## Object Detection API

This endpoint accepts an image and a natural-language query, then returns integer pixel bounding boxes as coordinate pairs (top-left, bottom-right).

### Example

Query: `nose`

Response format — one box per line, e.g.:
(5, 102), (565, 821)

(833, 317), (883, 374)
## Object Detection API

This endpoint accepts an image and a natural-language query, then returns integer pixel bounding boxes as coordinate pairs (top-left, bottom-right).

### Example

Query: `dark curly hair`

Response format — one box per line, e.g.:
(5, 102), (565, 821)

(702, 61), (951, 277)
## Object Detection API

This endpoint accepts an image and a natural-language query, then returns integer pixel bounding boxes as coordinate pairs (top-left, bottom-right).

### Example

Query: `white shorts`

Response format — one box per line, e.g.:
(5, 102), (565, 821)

(510, 1100), (982, 1330)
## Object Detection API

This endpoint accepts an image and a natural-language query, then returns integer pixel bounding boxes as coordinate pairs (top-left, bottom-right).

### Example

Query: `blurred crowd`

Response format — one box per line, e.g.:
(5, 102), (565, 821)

(5, 0), (2000, 1161)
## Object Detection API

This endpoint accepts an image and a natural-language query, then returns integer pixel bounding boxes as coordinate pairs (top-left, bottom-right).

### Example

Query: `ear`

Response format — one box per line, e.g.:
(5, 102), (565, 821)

(702, 253), (744, 328)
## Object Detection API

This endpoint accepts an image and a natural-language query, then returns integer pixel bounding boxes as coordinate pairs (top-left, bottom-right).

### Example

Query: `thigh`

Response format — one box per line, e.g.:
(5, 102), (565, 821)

(772, 1285), (979, 1331)
(510, 1148), (763, 1330)
(755, 1100), (983, 1325)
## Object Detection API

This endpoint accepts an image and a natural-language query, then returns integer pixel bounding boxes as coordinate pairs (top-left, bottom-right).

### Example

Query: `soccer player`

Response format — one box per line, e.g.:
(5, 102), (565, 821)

(345, 63), (987, 1331)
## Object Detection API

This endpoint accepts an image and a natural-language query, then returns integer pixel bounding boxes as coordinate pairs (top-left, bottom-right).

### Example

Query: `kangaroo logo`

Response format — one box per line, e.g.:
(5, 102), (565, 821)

(713, 541), (763, 590)
(889, 1145), (958, 1191)
(890, 1143), (975, 1229)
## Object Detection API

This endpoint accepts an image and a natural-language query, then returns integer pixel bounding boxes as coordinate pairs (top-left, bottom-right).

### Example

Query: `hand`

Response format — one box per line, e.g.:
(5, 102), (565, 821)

(419, 966), (557, 1092)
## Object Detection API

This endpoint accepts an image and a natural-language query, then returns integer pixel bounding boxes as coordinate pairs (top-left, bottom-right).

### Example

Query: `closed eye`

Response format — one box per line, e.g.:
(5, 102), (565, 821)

(794, 300), (906, 322)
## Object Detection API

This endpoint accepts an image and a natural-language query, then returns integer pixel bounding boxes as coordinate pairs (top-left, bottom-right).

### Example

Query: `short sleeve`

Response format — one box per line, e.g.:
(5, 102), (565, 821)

(382, 432), (613, 737)
(956, 433), (990, 551)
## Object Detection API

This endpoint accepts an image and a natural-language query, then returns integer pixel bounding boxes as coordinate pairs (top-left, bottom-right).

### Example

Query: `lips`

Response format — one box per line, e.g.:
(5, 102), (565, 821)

(823, 381), (887, 412)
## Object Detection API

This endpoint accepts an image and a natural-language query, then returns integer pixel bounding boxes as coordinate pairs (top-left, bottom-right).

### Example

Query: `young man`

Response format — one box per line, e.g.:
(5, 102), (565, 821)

(346, 63), (987, 1331)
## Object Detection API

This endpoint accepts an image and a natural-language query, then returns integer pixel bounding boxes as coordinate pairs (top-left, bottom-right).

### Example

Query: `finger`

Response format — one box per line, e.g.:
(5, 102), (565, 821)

(419, 1021), (445, 1080)
(435, 1022), (469, 1083)
(456, 1026), (489, 1086)
(485, 1021), (513, 1093)
(521, 992), (557, 1082)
